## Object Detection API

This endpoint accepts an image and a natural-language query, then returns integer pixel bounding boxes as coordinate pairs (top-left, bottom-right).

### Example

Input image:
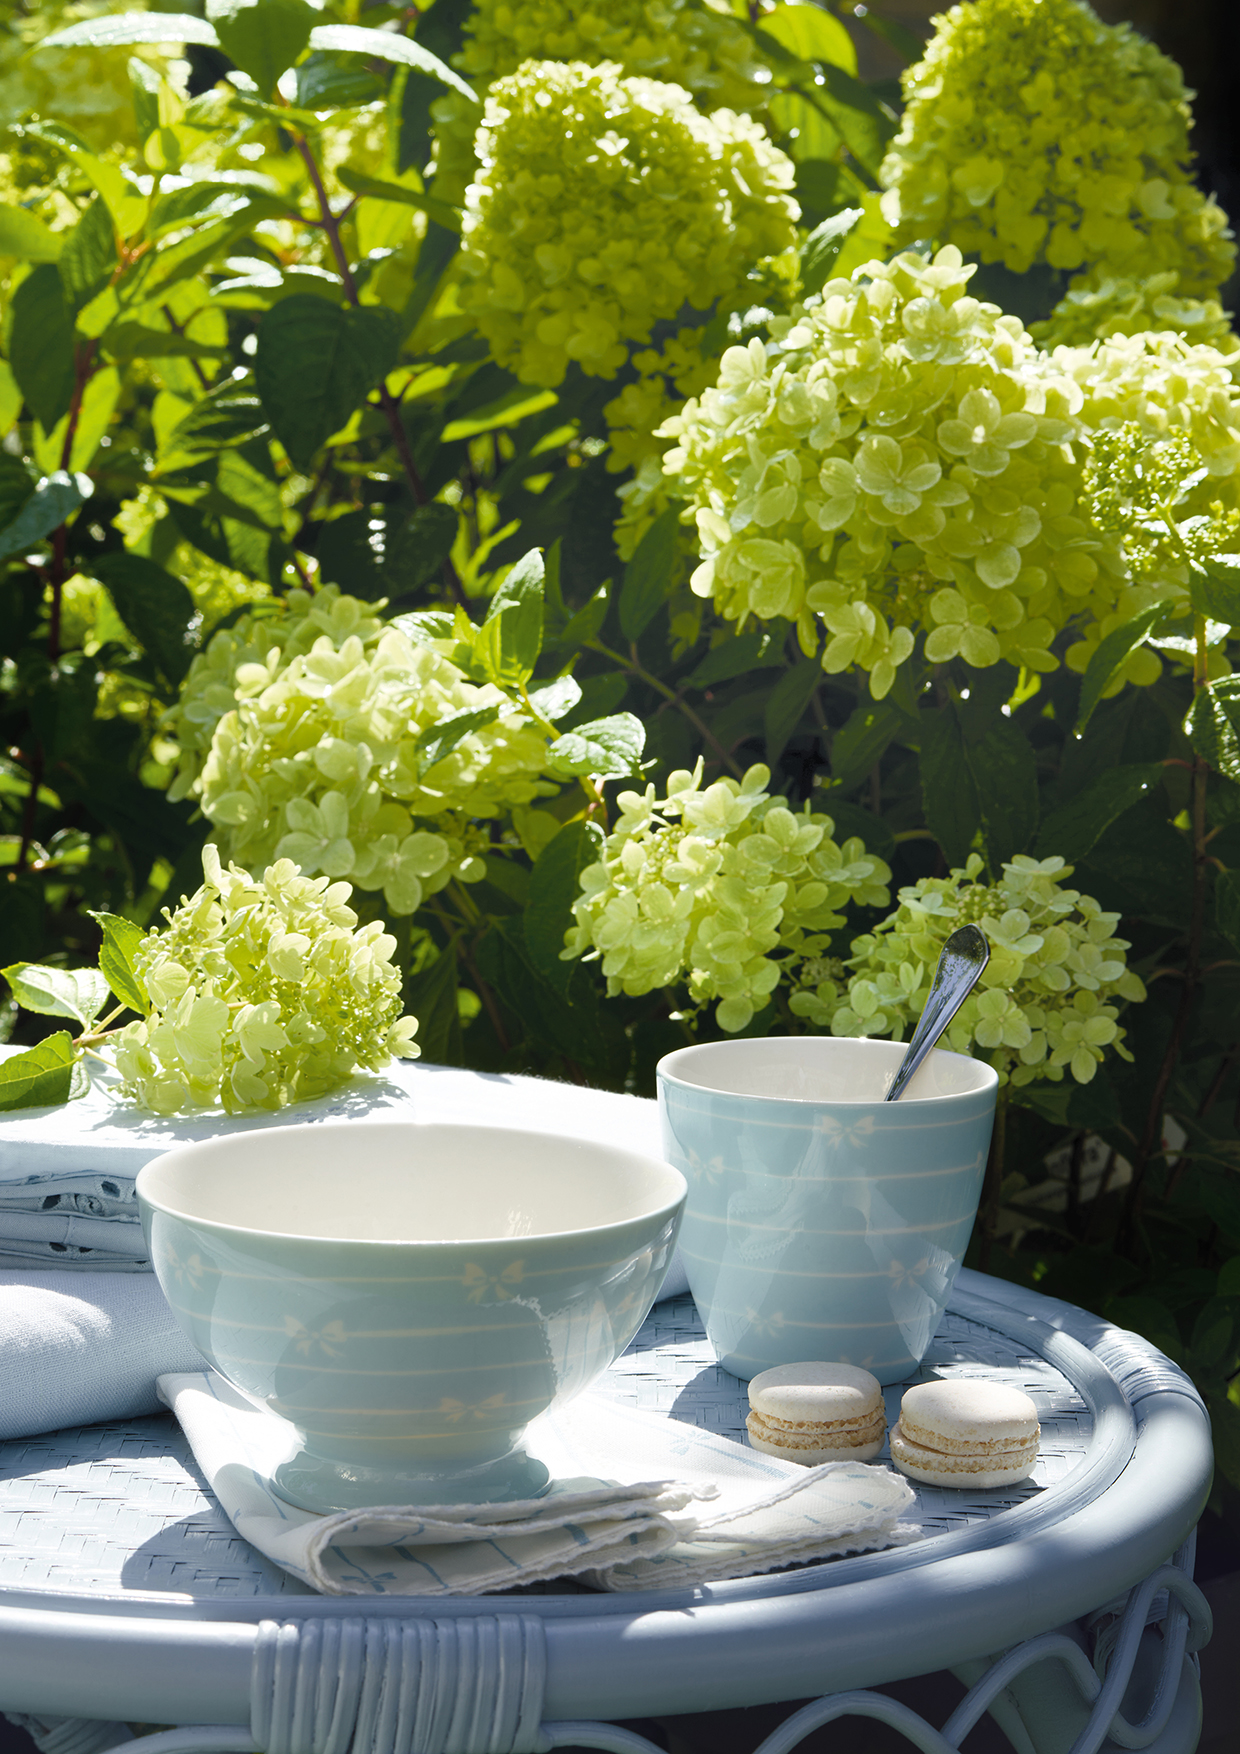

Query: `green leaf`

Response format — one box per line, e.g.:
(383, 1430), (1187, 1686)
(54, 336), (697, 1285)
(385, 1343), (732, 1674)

(815, 65), (896, 178)
(307, 22), (478, 103)
(476, 917), (618, 1074)
(830, 698), (905, 792)
(0, 456), (35, 528)
(1215, 868), (1240, 954)
(335, 166), (462, 234)
(58, 197), (116, 313)
(90, 911), (149, 1016)
(9, 264), (76, 433)
(414, 706), (500, 779)
(42, 13), (218, 49)
(476, 547), (544, 687)
(1186, 676), (1240, 782)
(687, 628), (785, 690)
(1219, 1257), (1240, 1297)
(1076, 601), (1172, 732)
(1, 963), (109, 1028)
(296, 50), (384, 111)
(91, 553), (198, 685)
(0, 1033), (77, 1112)
(800, 207), (865, 296)
(1188, 555), (1240, 624)
(967, 717), (1040, 865)
(1075, 798), (1193, 928)
(547, 713), (645, 779)
(19, 123), (134, 226)
(102, 322), (230, 362)
(206, 0), (315, 99)
(0, 472), (90, 563)
(129, 56), (162, 144)
(920, 704), (981, 867)
(403, 946), (462, 1067)
(162, 385), (269, 459)
(524, 819), (604, 992)
(764, 658), (821, 768)
(758, 4), (856, 71)
(0, 204), (63, 262)
(528, 676), (582, 721)
(818, 799), (896, 863)
(561, 673), (626, 731)
(254, 296), (401, 469)
(1036, 764), (1163, 863)
(618, 505), (679, 641)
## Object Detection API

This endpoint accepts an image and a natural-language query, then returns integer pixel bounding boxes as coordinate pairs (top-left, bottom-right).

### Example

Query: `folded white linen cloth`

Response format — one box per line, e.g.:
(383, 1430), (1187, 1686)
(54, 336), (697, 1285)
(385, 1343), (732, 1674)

(0, 1270), (205, 1438)
(0, 1054), (689, 1296)
(158, 1370), (917, 1597)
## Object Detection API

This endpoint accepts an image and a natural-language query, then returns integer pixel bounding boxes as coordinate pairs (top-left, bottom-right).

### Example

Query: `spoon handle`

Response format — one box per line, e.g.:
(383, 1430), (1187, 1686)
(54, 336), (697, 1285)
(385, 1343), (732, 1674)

(884, 924), (990, 1102)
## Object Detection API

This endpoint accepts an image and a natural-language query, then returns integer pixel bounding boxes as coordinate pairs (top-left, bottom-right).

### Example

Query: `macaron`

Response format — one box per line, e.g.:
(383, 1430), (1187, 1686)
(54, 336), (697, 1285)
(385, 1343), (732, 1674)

(745, 1362), (887, 1465)
(889, 1380), (1040, 1489)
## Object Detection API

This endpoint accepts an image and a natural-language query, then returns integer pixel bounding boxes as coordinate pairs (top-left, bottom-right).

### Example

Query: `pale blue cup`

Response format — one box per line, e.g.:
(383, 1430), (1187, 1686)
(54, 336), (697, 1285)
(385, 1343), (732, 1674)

(658, 1037), (998, 1385)
(138, 1119), (685, 1511)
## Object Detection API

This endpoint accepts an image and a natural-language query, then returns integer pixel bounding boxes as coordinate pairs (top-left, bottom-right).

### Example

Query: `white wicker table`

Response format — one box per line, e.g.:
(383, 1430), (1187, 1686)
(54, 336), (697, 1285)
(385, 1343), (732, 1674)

(0, 1268), (1214, 1754)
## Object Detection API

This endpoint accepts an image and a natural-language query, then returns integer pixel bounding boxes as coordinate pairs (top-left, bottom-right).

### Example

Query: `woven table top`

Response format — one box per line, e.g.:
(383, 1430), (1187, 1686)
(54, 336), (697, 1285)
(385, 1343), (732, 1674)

(0, 1286), (1098, 1609)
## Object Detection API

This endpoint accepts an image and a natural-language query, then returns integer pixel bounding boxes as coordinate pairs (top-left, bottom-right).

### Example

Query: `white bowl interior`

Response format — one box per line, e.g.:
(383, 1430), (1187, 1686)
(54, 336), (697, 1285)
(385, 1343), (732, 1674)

(139, 1121), (684, 1244)
(659, 1036), (995, 1103)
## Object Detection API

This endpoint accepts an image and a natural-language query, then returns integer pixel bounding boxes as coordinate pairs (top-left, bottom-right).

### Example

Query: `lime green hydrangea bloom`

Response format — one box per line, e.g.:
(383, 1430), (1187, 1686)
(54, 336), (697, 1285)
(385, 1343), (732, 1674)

(790, 853), (1145, 1087)
(879, 0), (1235, 297)
(563, 761), (891, 1033)
(661, 246), (1118, 697)
(460, 60), (797, 388)
(1054, 329), (1240, 683)
(1032, 271), (1236, 353)
(112, 847), (419, 1116)
(431, 0), (771, 205)
(164, 586), (556, 920)
(458, 0), (768, 111)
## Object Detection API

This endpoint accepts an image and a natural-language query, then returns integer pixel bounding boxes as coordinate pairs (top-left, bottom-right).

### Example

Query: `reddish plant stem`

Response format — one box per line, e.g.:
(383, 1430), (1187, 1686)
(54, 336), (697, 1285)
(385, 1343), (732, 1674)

(292, 133), (470, 611)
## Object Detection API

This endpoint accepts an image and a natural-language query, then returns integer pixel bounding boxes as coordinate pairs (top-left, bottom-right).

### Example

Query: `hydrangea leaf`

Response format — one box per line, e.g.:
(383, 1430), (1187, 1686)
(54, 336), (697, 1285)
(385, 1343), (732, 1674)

(308, 23), (478, 104)
(1035, 764), (1163, 864)
(8, 266), (76, 434)
(207, 0), (316, 100)
(414, 707), (501, 780)
(42, 13), (218, 48)
(1, 964), (110, 1028)
(90, 912), (150, 1018)
(800, 207), (864, 296)
(336, 167), (462, 234)
(1186, 678), (1240, 784)
(1076, 603), (1172, 733)
(527, 676), (582, 722)
(1189, 556), (1240, 625)
(619, 506), (679, 641)
(920, 705), (982, 868)
(0, 1033), (77, 1113)
(525, 820), (605, 992)
(92, 554), (199, 685)
(476, 548), (544, 687)
(829, 699), (907, 794)
(254, 296), (401, 470)
(765, 659), (822, 769)
(546, 713), (645, 779)
(402, 947), (462, 1068)
(0, 472), (91, 564)
(59, 197), (117, 315)
(0, 205), (62, 263)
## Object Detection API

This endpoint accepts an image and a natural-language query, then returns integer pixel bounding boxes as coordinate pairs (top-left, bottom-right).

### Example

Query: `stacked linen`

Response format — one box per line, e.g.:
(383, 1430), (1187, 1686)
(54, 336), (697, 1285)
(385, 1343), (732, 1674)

(0, 1051), (689, 1294)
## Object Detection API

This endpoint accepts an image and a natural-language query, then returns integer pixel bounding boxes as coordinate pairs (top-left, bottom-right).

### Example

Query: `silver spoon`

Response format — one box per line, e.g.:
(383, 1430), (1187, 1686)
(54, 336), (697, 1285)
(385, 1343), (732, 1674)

(884, 923), (990, 1102)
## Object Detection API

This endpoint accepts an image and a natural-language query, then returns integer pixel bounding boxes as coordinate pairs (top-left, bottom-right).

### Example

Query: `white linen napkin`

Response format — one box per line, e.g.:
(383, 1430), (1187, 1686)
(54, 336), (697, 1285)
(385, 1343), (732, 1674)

(0, 1270), (205, 1438)
(159, 1370), (917, 1597)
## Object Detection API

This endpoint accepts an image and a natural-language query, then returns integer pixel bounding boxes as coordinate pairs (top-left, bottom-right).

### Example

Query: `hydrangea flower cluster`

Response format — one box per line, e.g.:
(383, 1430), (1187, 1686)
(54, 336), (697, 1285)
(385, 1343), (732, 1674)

(1032, 272), (1236, 354)
(789, 854), (1145, 1087)
(457, 0), (768, 114)
(878, 0), (1235, 297)
(459, 60), (798, 388)
(430, 0), (771, 206)
(164, 587), (556, 919)
(1055, 328), (1240, 682)
(661, 245), (1118, 697)
(112, 848), (419, 1116)
(562, 761), (891, 1033)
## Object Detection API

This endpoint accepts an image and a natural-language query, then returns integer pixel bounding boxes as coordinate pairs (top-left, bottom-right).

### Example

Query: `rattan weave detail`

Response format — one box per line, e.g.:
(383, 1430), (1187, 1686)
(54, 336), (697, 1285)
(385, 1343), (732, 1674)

(0, 1294), (1093, 1603)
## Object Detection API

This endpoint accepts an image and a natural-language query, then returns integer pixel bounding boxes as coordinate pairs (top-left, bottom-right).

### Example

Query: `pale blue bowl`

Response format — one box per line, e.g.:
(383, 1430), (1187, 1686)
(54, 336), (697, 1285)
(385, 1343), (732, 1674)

(658, 1037), (997, 1385)
(137, 1119), (685, 1510)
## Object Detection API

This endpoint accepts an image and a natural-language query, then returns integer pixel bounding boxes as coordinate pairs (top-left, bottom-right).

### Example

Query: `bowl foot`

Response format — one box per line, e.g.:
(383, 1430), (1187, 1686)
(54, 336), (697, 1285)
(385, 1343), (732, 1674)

(268, 1444), (553, 1512)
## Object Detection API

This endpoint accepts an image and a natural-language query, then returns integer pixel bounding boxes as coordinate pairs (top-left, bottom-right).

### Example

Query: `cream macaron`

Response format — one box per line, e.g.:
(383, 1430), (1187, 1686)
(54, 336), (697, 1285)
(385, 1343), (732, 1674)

(889, 1380), (1040, 1489)
(746, 1362), (887, 1465)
